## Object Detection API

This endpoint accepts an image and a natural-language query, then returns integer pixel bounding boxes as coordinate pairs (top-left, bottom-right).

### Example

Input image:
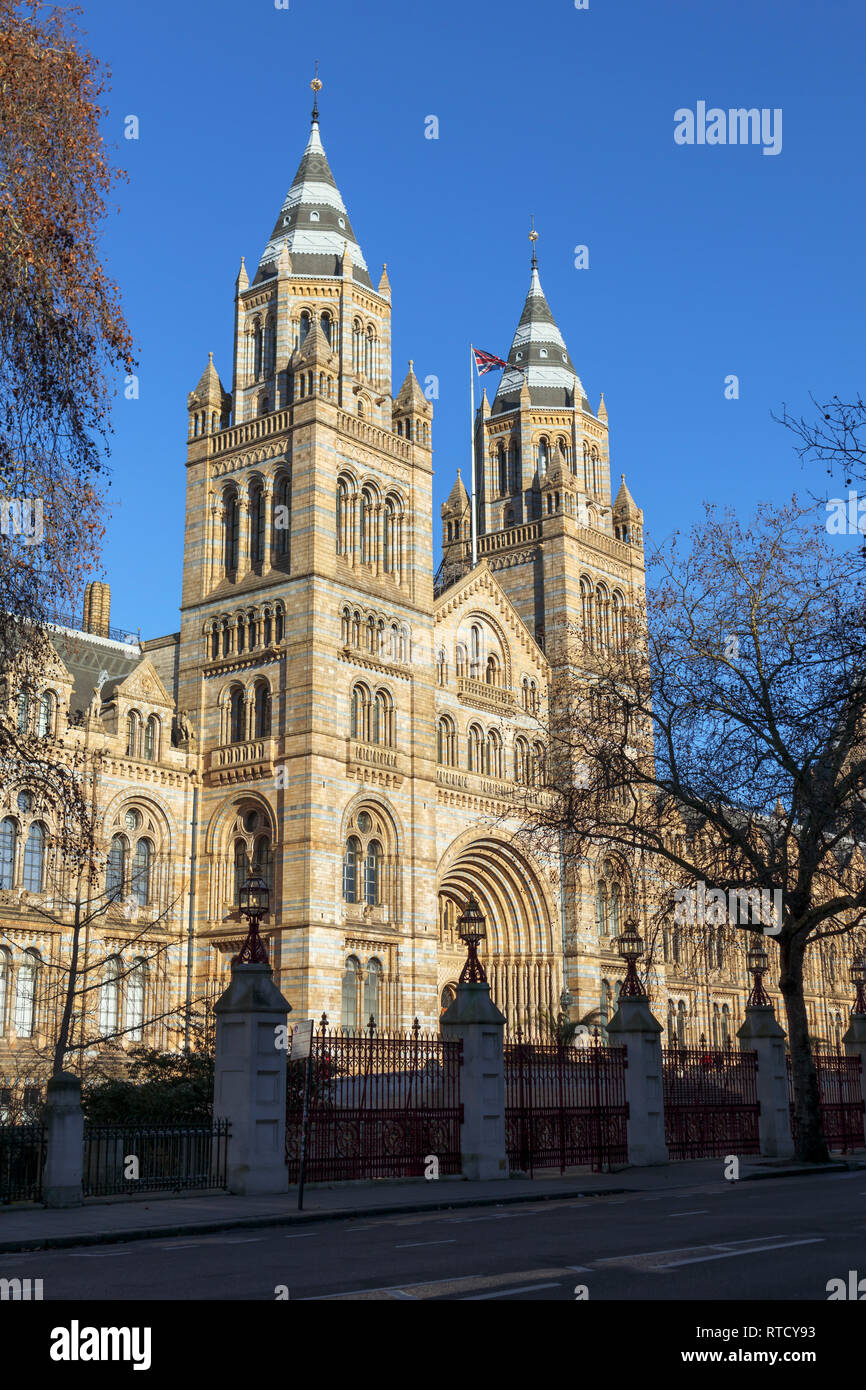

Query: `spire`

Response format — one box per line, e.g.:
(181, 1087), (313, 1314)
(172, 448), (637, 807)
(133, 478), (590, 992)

(236, 256), (249, 293)
(613, 472), (640, 517)
(442, 469), (470, 514)
(598, 391), (607, 421)
(193, 351), (226, 403)
(492, 237), (585, 413)
(395, 360), (427, 412)
(255, 74), (372, 288)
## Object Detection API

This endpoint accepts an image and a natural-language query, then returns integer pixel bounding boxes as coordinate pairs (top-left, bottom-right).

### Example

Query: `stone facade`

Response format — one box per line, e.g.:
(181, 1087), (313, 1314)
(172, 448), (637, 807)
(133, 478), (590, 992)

(0, 100), (855, 1086)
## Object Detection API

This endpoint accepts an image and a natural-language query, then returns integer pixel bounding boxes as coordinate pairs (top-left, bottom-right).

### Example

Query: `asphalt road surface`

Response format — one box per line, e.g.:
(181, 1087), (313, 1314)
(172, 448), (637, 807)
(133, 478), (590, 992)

(3, 1169), (866, 1301)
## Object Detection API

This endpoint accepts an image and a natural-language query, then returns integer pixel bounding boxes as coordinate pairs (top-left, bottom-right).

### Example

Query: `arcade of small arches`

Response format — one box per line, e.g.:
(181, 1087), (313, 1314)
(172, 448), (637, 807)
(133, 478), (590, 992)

(205, 601), (286, 662)
(436, 715), (545, 785)
(336, 474), (405, 578)
(217, 471), (291, 580)
(125, 710), (162, 762)
(218, 678), (273, 746)
(340, 606), (410, 663)
(435, 621), (513, 690)
(486, 436), (605, 498)
(579, 578), (626, 650)
(0, 945), (152, 1046)
(12, 687), (59, 740)
(349, 683), (395, 749)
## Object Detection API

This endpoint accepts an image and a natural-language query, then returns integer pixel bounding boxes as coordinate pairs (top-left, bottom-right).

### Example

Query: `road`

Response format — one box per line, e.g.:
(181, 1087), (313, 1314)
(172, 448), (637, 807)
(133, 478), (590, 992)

(2, 1169), (866, 1301)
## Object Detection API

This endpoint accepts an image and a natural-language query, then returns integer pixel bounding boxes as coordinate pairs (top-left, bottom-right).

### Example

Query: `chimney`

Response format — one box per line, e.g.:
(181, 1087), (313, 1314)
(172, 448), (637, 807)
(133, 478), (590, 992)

(83, 581), (111, 638)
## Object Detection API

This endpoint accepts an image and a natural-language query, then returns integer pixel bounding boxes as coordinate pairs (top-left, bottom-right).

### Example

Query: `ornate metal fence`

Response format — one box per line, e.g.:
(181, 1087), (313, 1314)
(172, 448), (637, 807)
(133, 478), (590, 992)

(504, 1032), (628, 1174)
(662, 1042), (760, 1160)
(788, 1053), (864, 1153)
(83, 1120), (230, 1196)
(285, 1018), (463, 1183)
(0, 1124), (46, 1203)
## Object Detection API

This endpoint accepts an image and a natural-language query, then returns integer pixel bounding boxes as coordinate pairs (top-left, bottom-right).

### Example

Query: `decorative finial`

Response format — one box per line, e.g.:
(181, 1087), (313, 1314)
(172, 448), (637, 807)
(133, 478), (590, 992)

(408, 358), (413, 371)
(311, 60), (322, 121)
(208, 351), (213, 364)
(529, 214), (538, 268)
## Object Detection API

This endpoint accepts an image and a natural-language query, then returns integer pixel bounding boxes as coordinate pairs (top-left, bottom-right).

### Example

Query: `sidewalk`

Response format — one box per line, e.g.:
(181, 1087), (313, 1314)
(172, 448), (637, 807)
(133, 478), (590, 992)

(1, 1154), (860, 1253)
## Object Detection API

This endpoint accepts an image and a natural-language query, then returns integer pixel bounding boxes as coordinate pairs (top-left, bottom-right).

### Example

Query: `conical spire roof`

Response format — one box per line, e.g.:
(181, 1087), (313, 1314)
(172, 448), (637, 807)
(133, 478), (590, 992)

(255, 108), (372, 288)
(613, 473), (641, 516)
(493, 258), (585, 413)
(191, 352), (227, 405)
(395, 360), (428, 412)
(443, 469), (470, 513)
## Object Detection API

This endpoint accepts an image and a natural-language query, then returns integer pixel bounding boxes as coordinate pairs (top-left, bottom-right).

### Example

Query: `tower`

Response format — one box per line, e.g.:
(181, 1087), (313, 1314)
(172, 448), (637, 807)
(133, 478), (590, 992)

(445, 234), (646, 662)
(175, 80), (439, 1024)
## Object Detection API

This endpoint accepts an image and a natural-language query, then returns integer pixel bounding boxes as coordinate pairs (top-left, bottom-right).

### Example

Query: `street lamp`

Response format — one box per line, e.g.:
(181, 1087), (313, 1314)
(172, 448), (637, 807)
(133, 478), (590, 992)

(457, 894), (487, 984)
(850, 951), (866, 1015)
(234, 874), (270, 965)
(746, 937), (770, 1007)
(618, 917), (645, 998)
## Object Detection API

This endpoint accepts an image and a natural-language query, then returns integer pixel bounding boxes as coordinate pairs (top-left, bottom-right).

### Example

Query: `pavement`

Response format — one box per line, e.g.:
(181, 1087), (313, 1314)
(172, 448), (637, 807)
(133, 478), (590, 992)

(1, 1153), (862, 1254)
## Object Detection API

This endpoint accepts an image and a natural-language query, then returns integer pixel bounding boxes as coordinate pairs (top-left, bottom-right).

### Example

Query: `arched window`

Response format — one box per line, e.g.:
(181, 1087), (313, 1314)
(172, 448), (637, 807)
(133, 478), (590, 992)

(364, 327), (375, 379)
(487, 729), (503, 779)
(498, 444), (508, 495)
(676, 999), (687, 1046)
(470, 624), (482, 678)
(132, 838), (152, 906)
(350, 684), (367, 741)
(440, 983), (457, 1015)
(234, 838), (250, 901)
(364, 958), (382, 1027)
(509, 441), (520, 493)
(253, 834), (272, 893)
(250, 481), (265, 568)
(721, 1004), (730, 1046)
(0, 947), (8, 1035)
(611, 591), (625, 650)
(336, 478), (350, 556)
(106, 835), (126, 899)
(455, 644), (467, 678)
(352, 319), (362, 373)
(17, 689), (29, 733)
(514, 736), (529, 783)
(485, 654), (500, 687)
(467, 723), (484, 772)
(591, 446), (600, 493)
(321, 311), (333, 346)
(437, 716), (456, 767)
(14, 950), (38, 1037)
(596, 584), (610, 650)
(580, 576), (594, 648)
(230, 687), (245, 744)
(360, 489), (374, 565)
(343, 837), (361, 903)
(372, 690), (391, 746)
(596, 880), (608, 936)
(537, 437), (549, 475)
(223, 489), (239, 574)
(126, 959), (145, 1041)
(275, 475), (291, 560)
(341, 956), (361, 1029)
(98, 956), (121, 1037)
(22, 822), (44, 893)
(299, 310), (311, 347)
(37, 692), (54, 738)
(0, 817), (16, 889)
(143, 716), (158, 761)
(126, 711), (140, 758)
(383, 497), (398, 574)
(436, 648), (447, 686)
(254, 682), (271, 739)
(364, 840), (381, 906)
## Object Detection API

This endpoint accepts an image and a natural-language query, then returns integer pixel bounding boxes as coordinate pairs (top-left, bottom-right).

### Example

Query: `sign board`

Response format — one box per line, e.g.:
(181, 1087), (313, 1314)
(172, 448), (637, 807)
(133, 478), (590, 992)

(290, 1019), (314, 1061)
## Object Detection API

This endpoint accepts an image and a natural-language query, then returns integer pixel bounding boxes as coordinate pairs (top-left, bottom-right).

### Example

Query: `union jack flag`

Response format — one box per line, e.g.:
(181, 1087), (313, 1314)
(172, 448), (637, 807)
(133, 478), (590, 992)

(473, 347), (522, 376)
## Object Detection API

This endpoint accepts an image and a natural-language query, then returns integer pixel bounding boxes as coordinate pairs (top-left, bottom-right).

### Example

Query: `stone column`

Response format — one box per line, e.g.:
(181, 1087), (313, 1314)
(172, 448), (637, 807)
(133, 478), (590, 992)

(842, 1011), (866, 1146)
(607, 996), (669, 1166)
(42, 1073), (84, 1208)
(440, 981), (508, 1181)
(213, 962), (291, 1195)
(737, 1004), (794, 1159)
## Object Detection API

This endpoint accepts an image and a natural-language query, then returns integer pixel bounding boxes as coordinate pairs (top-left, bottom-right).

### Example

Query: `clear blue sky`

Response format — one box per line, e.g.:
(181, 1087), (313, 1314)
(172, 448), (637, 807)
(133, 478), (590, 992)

(80, 0), (865, 639)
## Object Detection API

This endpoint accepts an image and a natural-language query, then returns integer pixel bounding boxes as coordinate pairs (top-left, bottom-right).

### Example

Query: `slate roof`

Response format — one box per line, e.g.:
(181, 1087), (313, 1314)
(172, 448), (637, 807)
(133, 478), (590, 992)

(492, 260), (586, 413)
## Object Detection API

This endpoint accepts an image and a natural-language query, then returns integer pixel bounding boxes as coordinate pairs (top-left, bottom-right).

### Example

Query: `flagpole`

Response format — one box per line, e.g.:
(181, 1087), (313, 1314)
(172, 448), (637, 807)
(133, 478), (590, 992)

(469, 343), (477, 568)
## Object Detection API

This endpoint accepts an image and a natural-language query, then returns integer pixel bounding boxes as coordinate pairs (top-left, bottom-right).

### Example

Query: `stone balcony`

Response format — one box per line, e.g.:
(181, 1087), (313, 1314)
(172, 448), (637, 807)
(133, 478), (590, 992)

(457, 676), (516, 715)
(206, 738), (275, 785)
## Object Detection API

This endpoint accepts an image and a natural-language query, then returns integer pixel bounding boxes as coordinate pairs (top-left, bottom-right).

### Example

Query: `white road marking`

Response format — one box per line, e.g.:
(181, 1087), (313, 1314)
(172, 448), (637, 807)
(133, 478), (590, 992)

(668, 1210), (710, 1217)
(67, 1250), (132, 1258)
(463, 1282), (561, 1300)
(395, 1239), (457, 1249)
(283, 1232), (321, 1239)
(662, 1237), (824, 1268)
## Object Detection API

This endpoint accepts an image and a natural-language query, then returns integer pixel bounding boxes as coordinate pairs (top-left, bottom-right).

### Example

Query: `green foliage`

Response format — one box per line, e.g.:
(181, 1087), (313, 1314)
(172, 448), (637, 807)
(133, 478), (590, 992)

(82, 1044), (214, 1123)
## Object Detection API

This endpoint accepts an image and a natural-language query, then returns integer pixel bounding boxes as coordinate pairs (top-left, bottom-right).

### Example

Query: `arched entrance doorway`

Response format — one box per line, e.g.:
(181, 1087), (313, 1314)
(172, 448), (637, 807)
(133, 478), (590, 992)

(437, 835), (559, 1034)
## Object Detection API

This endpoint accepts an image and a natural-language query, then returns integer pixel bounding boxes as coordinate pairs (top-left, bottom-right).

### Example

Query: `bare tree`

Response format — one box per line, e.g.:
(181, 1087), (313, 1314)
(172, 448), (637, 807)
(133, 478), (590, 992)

(513, 498), (866, 1162)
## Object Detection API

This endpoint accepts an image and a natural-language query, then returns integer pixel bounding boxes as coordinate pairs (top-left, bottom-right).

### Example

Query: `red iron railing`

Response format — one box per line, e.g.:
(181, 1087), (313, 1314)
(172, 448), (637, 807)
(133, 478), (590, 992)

(662, 1043), (760, 1160)
(787, 1052), (864, 1154)
(504, 1032), (628, 1174)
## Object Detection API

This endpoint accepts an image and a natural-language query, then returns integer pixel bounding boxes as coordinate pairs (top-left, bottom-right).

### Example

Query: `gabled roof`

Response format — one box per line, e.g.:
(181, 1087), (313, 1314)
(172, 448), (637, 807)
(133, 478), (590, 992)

(434, 560), (548, 674)
(255, 111), (372, 288)
(100, 657), (174, 711)
(492, 258), (586, 413)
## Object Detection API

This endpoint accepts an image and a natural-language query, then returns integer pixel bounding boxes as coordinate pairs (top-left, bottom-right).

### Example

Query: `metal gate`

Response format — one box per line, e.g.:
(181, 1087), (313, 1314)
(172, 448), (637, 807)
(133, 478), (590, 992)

(663, 1044), (760, 1159)
(285, 1018), (463, 1183)
(788, 1053), (864, 1153)
(504, 1034), (628, 1174)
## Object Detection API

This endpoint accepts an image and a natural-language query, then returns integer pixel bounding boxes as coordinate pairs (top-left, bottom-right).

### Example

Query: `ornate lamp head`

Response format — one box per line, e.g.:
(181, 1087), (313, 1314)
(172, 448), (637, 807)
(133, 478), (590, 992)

(618, 917), (645, 998)
(235, 874), (270, 965)
(746, 936), (770, 1007)
(850, 951), (866, 1014)
(457, 894), (487, 984)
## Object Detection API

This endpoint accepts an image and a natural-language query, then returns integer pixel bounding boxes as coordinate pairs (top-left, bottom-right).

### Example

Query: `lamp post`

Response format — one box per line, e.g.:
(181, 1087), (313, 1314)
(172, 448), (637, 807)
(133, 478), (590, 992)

(457, 894), (487, 984)
(851, 951), (866, 1015)
(618, 917), (645, 998)
(234, 874), (270, 965)
(746, 937), (770, 1007)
